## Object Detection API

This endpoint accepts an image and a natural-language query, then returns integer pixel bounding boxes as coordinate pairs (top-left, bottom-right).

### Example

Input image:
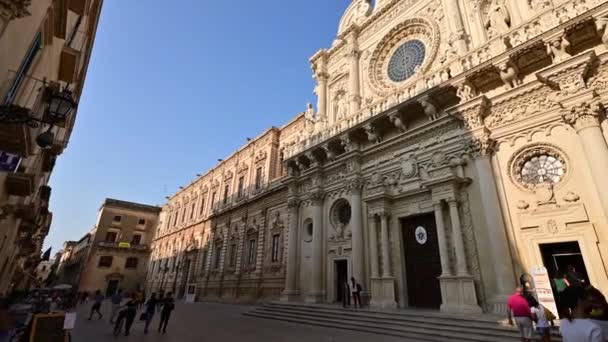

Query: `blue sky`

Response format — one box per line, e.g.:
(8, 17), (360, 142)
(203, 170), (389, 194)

(45, 1), (350, 252)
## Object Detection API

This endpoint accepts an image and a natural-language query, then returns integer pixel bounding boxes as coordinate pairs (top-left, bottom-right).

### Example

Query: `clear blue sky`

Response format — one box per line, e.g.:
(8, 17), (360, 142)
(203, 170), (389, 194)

(46, 1), (349, 253)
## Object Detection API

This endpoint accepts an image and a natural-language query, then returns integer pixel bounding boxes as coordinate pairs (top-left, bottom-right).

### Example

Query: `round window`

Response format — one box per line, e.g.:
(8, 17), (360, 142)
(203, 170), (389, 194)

(387, 40), (426, 82)
(331, 199), (352, 228)
(520, 155), (564, 186)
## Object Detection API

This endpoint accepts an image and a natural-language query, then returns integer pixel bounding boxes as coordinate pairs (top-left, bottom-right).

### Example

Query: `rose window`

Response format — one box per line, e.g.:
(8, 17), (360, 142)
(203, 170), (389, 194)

(520, 155), (564, 186)
(387, 40), (426, 82)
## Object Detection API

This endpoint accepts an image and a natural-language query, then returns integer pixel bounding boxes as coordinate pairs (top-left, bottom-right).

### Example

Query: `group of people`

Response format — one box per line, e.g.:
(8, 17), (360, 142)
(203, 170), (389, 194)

(86, 289), (175, 336)
(508, 266), (608, 342)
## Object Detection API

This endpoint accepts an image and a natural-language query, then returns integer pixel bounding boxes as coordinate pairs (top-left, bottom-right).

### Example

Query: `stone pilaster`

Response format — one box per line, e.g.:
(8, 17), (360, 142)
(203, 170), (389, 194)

(282, 199), (300, 301)
(442, 0), (468, 54)
(346, 27), (362, 115)
(433, 202), (451, 276)
(306, 190), (325, 303)
(370, 210), (397, 308)
(312, 50), (329, 121)
(347, 178), (365, 286)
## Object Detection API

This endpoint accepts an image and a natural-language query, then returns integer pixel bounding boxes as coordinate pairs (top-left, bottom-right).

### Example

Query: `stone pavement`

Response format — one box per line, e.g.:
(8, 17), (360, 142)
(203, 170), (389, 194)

(71, 301), (410, 342)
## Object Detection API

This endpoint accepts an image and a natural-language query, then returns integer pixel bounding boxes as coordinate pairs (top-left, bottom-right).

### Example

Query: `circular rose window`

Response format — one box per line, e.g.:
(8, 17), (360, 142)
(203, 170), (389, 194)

(510, 144), (568, 190)
(387, 40), (426, 82)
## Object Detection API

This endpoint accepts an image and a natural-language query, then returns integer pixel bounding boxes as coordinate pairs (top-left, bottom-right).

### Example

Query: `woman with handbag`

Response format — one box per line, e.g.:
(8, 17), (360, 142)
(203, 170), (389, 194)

(143, 293), (159, 334)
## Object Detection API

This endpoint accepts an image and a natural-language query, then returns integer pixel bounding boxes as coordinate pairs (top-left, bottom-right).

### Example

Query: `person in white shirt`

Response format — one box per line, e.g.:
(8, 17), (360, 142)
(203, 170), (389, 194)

(560, 286), (605, 342)
(531, 303), (551, 342)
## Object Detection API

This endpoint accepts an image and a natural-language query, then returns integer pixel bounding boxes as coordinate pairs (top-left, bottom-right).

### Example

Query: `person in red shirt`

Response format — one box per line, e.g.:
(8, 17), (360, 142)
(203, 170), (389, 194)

(508, 287), (533, 342)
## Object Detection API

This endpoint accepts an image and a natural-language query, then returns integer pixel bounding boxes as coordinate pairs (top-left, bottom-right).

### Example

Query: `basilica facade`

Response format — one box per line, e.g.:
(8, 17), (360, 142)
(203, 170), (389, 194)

(147, 0), (608, 314)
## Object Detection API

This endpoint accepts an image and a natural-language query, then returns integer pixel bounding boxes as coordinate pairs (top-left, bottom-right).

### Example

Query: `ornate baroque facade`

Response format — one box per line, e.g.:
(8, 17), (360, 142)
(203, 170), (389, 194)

(149, 0), (608, 313)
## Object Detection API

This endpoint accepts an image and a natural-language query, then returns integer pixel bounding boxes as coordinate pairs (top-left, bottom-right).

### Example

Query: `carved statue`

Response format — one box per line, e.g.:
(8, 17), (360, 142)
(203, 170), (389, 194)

(364, 124), (381, 143)
(456, 83), (476, 102)
(597, 17), (608, 48)
(389, 113), (407, 132)
(546, 36), (572, 63)
(333, 223), (346, 240)
(498, 62), (522, 89)
(340, 135), (353, 152)
(419, 99), (441, 121)
(485, 0), (511, 37)
(305, 103), (315, 119)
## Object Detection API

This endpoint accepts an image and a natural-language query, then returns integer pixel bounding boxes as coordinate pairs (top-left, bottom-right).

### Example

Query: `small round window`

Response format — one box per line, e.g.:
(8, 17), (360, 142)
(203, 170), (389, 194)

(387, 40), (426, 82)
(331, 199), (352, 228)
(511, 145), (568, 190)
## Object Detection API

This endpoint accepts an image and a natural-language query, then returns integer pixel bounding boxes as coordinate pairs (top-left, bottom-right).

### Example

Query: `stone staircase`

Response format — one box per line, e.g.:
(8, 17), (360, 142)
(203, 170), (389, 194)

(244, 302), (563, 341)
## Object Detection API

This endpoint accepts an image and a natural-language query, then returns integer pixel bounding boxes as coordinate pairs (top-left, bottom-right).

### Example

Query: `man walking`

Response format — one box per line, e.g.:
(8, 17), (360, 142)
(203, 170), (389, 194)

(508, 287), (533, 342)
(144, 293), (159, 334)
(158, 292), (175, 334)
(109, 289), (123, 324)
(342, 280), (351, 308)
(351, 277), (362, 309)
(88, 290), (104, 320)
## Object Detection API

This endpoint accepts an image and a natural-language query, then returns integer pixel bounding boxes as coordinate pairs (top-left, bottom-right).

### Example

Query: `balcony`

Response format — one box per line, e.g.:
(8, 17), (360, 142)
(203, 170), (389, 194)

(38, 185), (51, 202)
(41, 150), (57, 172)
(0, 71), (46, 156)
(5, 172), (35, 197)
(97, 241), (150, 253)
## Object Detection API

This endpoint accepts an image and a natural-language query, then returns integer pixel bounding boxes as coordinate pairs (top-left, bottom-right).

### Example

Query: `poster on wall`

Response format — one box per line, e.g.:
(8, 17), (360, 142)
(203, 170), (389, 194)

(532, 266), (559, 318)
(185, 284), (197, 303)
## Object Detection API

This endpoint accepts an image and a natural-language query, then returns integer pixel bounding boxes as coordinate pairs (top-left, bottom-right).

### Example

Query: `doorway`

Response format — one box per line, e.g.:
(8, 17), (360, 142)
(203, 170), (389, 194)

(541, 242), (590, 286)
(106, 280), (119, 297)
(402, 214), (442, 309)
(335, 260), (348, 303)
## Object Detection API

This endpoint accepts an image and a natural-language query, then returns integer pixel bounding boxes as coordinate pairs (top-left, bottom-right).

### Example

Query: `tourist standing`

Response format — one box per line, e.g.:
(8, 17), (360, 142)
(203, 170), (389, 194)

(109, 289), (123, 324)
(350, 277), (362, 309)
(507, 287), (533, 342)
(88, 290), (104, 320)
(144, 293), (159, 334)
(158, 292), (175, 334)
(122, 299), (138, 337)
(560, 286), (604, 341)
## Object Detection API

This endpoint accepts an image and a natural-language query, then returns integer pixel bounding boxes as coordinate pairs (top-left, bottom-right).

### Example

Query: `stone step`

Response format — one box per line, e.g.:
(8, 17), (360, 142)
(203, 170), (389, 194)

(245, 310), (516, 342)
(245, 303), (563, 342)
(265, 302), (563, 338)
(255, 306), (519, 340)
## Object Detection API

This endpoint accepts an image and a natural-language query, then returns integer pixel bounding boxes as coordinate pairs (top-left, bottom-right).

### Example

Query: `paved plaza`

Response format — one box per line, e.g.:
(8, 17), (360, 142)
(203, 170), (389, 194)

(71, 301), (408, 342)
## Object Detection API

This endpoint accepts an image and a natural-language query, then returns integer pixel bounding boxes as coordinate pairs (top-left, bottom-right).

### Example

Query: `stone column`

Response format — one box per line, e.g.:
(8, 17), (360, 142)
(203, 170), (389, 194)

(379, 212), (392, 278)
(563, 100), (608, 219)
(441, 0), (468, 54)
(313, 51), (329, 120)
(282, 199), (300, 300)
(433, 202), (452, 276)
(448, 200), (468, 275)
(307, 191), (325, 302)
(368, 214), (379, 278)
(346, 28), (361, 115)
(349, 179), (365, 285)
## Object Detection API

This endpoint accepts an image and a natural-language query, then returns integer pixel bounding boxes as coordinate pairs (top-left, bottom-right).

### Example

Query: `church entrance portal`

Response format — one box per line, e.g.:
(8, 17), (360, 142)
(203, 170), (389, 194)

(335, 260), (348, 303)
(541, 242), (590, 296)
(402, 214), (442, 309)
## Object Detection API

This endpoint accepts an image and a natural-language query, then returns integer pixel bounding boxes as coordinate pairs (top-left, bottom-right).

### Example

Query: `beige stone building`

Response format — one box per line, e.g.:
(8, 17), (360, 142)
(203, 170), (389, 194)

(149, 0), (608, 314)
(0, 0), (102, 293)
(63, 199), (161, 296)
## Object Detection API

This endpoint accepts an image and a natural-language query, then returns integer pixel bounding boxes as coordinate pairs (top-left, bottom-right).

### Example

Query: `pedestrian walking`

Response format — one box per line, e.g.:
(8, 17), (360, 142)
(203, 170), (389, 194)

(143, 293), (159, 334)
(136, 291), (144, 309)
(342, 281), (350, 308)
(565, 265), (586, 288)
(158, 292), (175, 334)
(109, 289), (123, 324)
(88, 290), (104, 320)
(350, 277), (362, 308)
(531, 302), (552, 342)
(122, 299), (138, 336)
(507, 287), (533, 342)
(560, 286), (605, 341)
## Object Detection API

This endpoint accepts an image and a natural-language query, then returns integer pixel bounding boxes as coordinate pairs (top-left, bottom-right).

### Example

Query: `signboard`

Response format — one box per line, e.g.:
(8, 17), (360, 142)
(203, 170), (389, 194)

(63, 312), (76, 330)
(532, 266), (559, 318)
(118, 242), (131, 248)
(29, 313), (67, 342)
(185, 284), (197, 303)
(0, 151), (21, 172)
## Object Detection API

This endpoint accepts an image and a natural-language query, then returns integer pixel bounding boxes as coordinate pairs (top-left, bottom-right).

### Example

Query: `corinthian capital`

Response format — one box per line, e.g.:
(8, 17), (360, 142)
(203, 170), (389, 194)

(447, 95), (490, 131)
(346, 178), (365, 194)
(468, 132), (496, 157)
(287, 198), (301, 209)
(561, 100), (603, 131)
(309, 191), (326, 206)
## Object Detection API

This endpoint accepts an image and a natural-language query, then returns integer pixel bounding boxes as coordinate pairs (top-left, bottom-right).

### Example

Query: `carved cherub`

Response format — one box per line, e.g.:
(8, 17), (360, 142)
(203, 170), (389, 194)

(364, 124), (381, 143)
(546, 36), (572, 63)
(456, 83), (476, 102)
(596, 17), (608, 47)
